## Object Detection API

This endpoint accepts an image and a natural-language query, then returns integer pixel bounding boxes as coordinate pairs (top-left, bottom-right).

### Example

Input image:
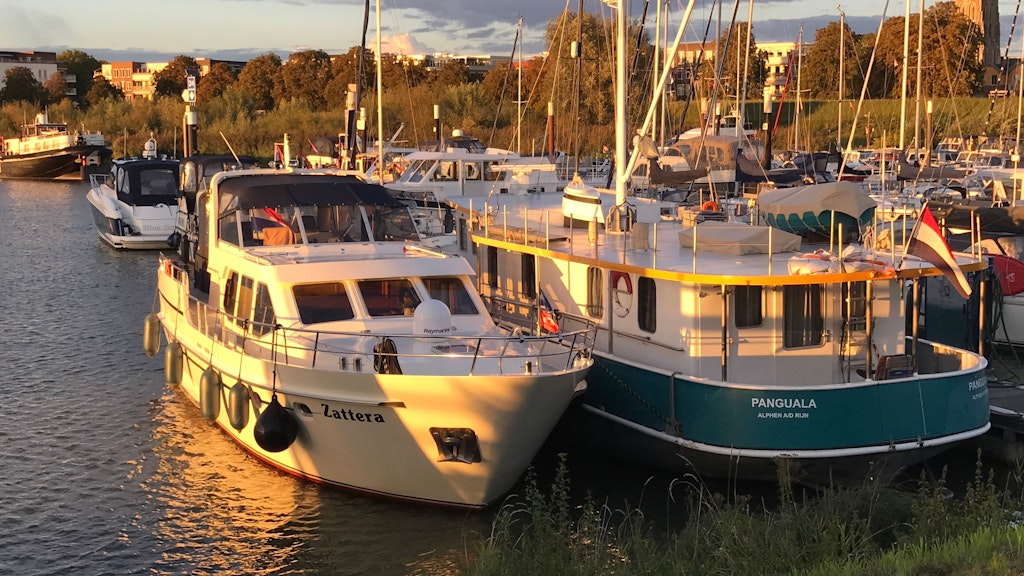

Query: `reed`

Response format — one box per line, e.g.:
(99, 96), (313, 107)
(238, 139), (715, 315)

(462, 451), (1024, 575)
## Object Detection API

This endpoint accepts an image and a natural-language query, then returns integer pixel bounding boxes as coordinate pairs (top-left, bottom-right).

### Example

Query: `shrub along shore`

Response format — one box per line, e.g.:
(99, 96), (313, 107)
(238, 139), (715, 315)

(3, 96), (1021, 164)
(461, 453), (1024, 575)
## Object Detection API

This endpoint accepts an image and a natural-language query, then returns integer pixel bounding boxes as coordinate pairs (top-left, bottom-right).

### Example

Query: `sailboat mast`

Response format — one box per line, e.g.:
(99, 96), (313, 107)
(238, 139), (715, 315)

(614, 0), (628, 207)
(376, 0), (384, 180)
(518, 16), (524, 155)
(838, 6), (845, 152)
(913, 0), (924, 156)
(654, 0), (661, 144)
(899, 0), (910, 150)
(790, 25), (798, 150)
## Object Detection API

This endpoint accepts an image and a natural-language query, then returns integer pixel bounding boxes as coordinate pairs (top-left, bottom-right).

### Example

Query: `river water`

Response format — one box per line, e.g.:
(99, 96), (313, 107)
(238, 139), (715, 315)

(1, 179), (698, 575)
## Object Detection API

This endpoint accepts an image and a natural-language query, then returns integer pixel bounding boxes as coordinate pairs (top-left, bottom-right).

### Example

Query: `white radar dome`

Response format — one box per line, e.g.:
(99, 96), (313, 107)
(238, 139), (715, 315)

(413, 299), (453, 339)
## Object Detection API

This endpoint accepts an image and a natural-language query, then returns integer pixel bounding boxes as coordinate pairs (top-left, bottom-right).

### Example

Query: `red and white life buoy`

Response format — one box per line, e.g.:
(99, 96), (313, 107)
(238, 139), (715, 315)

(701, 200), (719, 212)
(611, 270), (633, 317)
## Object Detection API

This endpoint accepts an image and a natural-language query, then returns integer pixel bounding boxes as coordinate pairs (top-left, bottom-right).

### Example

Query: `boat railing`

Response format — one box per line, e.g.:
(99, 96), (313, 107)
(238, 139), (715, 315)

(89, 172), (111, 189)
(159, 258), (595, 376)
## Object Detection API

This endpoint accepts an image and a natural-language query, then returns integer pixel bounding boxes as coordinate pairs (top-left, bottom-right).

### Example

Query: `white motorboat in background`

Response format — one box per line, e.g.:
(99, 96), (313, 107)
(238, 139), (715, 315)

(86, 138), (180, 249)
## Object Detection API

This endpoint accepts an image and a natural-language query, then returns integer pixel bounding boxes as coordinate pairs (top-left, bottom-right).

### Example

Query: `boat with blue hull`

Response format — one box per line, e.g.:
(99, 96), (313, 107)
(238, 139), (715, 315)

(428, 0), (990, 485)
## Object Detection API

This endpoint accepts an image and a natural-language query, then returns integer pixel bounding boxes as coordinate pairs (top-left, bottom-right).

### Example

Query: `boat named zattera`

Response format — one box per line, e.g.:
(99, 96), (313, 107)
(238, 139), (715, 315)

(0, 113), (111, 180)
(150, 168), (594, 508)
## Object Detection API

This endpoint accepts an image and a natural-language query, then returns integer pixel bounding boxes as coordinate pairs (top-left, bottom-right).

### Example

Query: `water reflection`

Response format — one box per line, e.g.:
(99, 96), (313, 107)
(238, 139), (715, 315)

(138, 385), (491, 575)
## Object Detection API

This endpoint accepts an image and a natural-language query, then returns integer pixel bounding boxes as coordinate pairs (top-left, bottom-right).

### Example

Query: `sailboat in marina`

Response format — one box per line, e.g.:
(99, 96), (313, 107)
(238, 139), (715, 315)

(434, 0), (990, 484)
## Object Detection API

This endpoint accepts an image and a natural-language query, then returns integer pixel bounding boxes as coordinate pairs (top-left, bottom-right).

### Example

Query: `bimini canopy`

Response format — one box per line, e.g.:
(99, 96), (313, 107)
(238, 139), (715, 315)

(217, 173), (404, 217)
(113, 159), (181, 206)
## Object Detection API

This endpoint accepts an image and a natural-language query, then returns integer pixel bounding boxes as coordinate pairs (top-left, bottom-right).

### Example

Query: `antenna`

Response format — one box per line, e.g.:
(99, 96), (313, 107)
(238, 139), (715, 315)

(219, 132), (241, 165)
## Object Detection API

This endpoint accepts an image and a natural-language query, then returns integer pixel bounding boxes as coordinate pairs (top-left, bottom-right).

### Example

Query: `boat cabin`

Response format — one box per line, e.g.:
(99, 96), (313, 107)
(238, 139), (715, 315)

(104, 158), (181, 207)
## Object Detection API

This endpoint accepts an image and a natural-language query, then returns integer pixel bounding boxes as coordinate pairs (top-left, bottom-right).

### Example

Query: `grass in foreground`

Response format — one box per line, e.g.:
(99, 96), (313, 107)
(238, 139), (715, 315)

(462, 453), (1024, 576)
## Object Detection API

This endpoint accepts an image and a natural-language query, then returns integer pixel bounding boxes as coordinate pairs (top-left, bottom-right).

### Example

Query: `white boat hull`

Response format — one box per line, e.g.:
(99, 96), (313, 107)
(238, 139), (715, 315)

(156, 259), (590, 507)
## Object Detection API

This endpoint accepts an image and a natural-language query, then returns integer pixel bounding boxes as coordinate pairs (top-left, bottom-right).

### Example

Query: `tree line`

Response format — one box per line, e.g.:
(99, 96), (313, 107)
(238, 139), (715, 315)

(0, 2), (988, 157)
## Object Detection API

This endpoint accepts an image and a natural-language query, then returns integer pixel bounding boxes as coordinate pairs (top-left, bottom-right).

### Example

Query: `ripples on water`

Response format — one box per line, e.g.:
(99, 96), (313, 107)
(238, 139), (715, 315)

(0, 181), (491, 575)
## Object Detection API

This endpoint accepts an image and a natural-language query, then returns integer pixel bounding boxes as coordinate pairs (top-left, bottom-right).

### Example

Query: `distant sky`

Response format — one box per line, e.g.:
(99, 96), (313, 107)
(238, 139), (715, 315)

(0, 0), (1021, 62)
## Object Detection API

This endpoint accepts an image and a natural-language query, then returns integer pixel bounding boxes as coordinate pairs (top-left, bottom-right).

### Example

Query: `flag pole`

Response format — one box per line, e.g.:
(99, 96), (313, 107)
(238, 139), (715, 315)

(912, 277), (920, 374)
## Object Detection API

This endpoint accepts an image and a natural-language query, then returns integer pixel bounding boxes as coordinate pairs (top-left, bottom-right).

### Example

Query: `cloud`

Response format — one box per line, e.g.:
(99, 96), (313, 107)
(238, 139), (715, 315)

(378, 33), (433, 55)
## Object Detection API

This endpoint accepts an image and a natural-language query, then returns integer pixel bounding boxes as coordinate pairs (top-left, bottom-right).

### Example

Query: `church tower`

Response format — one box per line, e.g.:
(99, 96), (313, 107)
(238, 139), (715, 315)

(955, 0), (1001, 67)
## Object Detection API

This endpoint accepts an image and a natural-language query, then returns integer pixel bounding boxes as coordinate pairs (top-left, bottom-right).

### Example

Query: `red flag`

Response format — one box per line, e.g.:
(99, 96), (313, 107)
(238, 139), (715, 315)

(539, 290), (559, 333)
(904, 205), (972, 299)
(262, 207), (288, 227)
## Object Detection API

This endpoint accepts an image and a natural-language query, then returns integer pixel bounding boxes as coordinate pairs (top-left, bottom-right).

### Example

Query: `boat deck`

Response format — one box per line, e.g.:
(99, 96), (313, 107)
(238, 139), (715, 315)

(454, 192), (978, 282)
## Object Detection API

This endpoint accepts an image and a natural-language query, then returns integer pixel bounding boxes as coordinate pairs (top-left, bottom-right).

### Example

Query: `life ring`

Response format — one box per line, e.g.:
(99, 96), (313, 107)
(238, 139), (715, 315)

(611, 270), (633, 317)
(701, 200), (719, 212)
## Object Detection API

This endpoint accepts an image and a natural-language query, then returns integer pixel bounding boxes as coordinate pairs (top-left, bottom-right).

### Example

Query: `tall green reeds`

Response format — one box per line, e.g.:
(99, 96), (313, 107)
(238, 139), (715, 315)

(464, 450), (1024, 576)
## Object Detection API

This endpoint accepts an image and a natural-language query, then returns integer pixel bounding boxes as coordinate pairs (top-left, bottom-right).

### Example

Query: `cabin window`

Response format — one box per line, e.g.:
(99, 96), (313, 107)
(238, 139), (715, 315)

(842, 281), (868, 331)
(359, 279), (421, 316)
(223, 272), (239, 315)
(587, 267), (604, 317)
(465, 162), (482, 181)
(521, 254), (536, 299)
(783, 284), (824, 348)
(363, 205), (419, 242)
(637, 276), (656, 333)
(253, 283), (275, 336)
(139, 168), (179, 197)
(293, 282), (355, 324)
(424, 277), (479, 315)
(734, 285), (763, 328)
(218, 212), (250, 247)
(432, 161), (458, 181)
(487, 246), (498, 288)
(115, 168), (129, 196)
(235, 276), (255, 328)
(403, 159), (431, 183)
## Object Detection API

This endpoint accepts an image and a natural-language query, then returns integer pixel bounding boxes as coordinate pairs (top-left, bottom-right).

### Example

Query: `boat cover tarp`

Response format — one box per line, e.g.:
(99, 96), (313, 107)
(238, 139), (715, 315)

(898, 154), (968, 181)
(736, 152), (806, 185)
(928, 202), (1024, 236)
(758, 181), (876, 237)
(218, 173), (404, 217)
(678, 221), (802, 255)
(648, 160), (709, 186)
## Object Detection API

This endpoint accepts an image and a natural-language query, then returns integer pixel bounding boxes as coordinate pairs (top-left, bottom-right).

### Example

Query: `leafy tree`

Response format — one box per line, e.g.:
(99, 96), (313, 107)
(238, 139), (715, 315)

(919, 1), (983, 98)
(196, 62), (236, 103)
(0, 67), (44, 105)
(430, 59), (470, 89)
(237, 53), (282, 111)
(153, 55), (200, 98)
(803, 21), (862, 100)
(277, 49), (332, 110)
(85, 76), (125, 107)
(57, 50), (102, 106)
(325, 47), (374, 110)
(380, 53), (426, 91)
(42, 72), (69, 106)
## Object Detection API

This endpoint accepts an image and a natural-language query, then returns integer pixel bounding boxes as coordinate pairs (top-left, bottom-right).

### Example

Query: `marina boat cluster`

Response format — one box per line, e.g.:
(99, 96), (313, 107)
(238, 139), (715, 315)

(45, 0), (1024, 510)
